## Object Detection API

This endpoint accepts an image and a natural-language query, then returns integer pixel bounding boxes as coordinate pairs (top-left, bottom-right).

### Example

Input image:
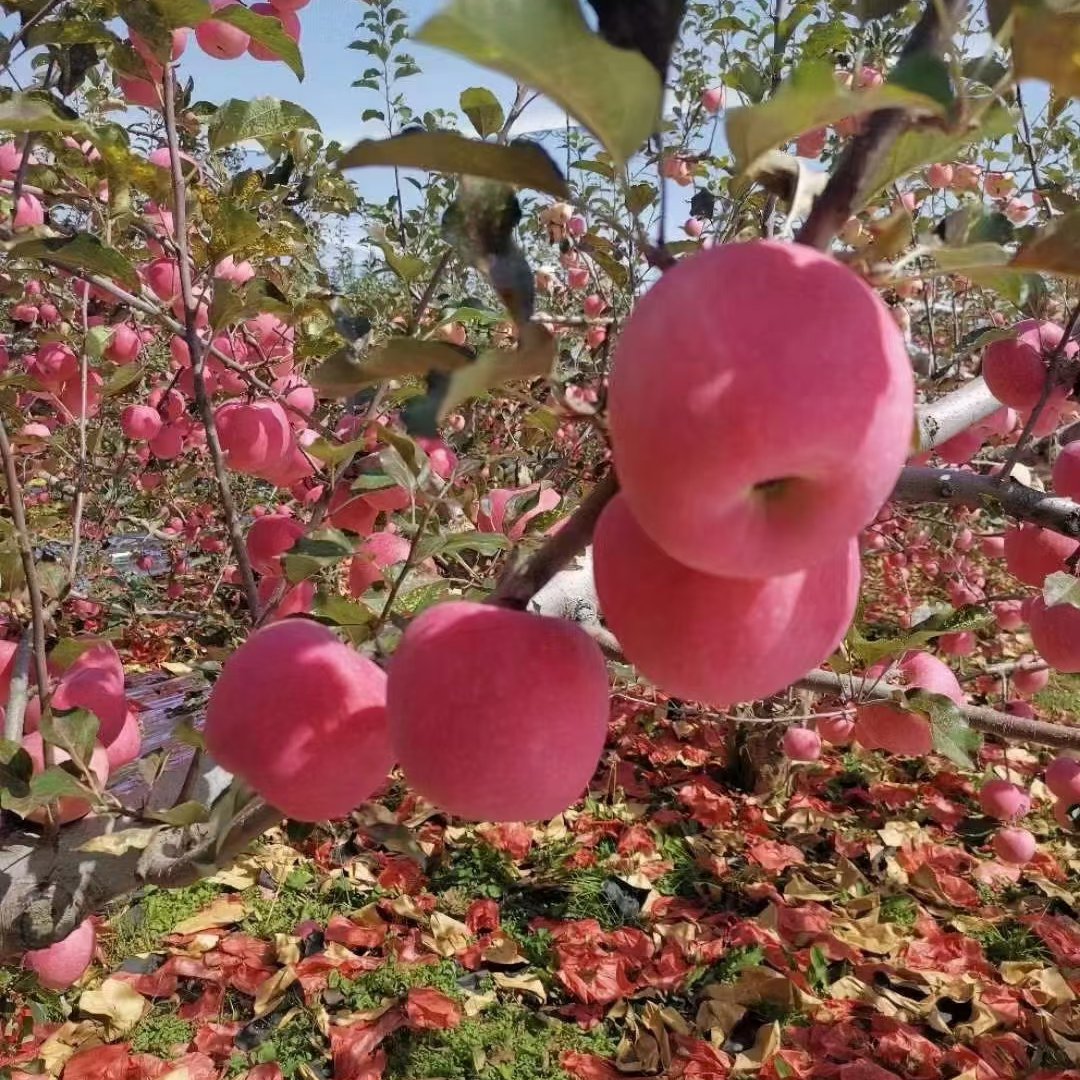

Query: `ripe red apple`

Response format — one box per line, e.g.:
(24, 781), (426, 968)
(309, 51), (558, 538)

(683, 218), (704, 238)
(247, 2), (301, 61)
(216, 400), (293, 479)
(246, 514), (304, 575)
(700, 86), (725, 112)
(21, 732), (110, 825)
(979, 779), (1031, 820)
(268, 0), (310, 8)
(106, 324), (142, 364)
(347, 531), (411, 596)
(24, 919), (96, 990)
(144, 258), (181, 303)
(52, 642), (127, 744)
(607, 240), (914, 578)
(783, 727), (821, 761)
(938, 630), (975, 657)
(1003, 524), (1078, 587)
(854, 651), (963, 756)
(816, 714), (855, 745)
(593, 495), (859, 706)
(477, 485), (560, 540)
(387, 601), (609, 822)
(1012, 665), (1048, 696)
(120, 405), (163, 442)
(992, 826), (1036, 865)
(1053, 442), (1080, 501)
(104, 710), (141, 771)
(1045, 755), (1080, 801)
(205, 620), (391, 821)
(926, 163), (953, 188)
(795, 128), (826, 157)
(1029, 597), (1080, 672)
(982, 320), (1077, 409)
(327, 482), (379, 535)
(195, 0), (251, 58)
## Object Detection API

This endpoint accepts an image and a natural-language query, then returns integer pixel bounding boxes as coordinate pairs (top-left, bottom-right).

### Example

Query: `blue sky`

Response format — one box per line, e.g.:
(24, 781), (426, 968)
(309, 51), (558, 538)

(182, 0), (570, 150)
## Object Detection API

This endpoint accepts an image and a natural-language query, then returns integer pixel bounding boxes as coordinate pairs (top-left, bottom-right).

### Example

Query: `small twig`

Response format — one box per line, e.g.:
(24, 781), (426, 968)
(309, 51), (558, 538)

(67, 289), (91, 586)
(0, 418), (52, 733)
(3, 629), (32, 743)
(795, 668), (1080, 750)
(162, 64), (260, 618)
(409, 249), (452, 333)
(489, 471), (618, 610)
(2, 0), (66, 60)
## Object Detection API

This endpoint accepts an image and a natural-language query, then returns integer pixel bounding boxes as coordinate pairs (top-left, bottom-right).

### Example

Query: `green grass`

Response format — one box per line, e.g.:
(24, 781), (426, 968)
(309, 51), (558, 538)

(428, 842), (517, 899)
(563, 870), (638, 929)
(330, 958), (465, 1012)
(694, 945), (765, 987)
(108, 880), (224, 961)
(878, 894), (918, 929)
(238, 871), (362, 939)
(383, 1002), (614, 1080)
(1035, 673), (1080, 718)
(130, 1010), (195, 1056)
(240, 1009), (326, 1079)
(656, 832), (701, 898)
(973, 920), (1051, 965)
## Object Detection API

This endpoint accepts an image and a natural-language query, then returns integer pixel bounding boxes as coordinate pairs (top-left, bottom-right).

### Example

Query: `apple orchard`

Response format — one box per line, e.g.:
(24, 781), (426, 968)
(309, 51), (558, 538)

(1, 0), (1080, 1074)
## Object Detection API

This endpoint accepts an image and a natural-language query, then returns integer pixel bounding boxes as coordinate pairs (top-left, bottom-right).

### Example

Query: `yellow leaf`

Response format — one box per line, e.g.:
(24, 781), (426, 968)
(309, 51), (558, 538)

(78, 980), (147, 1039)
(491, 972), (547, 1002)
(173, 894), (248, 934)
(254, 967), (298, 1017)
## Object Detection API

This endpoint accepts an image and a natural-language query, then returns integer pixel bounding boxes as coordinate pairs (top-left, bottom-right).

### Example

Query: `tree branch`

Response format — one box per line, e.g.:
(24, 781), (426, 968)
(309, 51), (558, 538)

(489, 471), (619, 609)
(893, 465), (1080, 537)
(0, 799), (282, 959)
(795, 668), (1080, 750)
(914, 377), (1002, 453)
(162, 65), (260, 618)
(796, 0), (968, 250)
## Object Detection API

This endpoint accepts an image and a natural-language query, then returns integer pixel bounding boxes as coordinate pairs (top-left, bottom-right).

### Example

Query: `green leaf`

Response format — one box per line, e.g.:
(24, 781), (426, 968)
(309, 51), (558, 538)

(31, 766), (95, 802)
(0, 738), (32, 800)
(210, 277), (291, 330)
(339, 131), (569, 197)
(84, 325), (112, 362)
(1012, 4), (1080, 98)
(375, 240), (427, 283)
(148, 801), (210, 826)
(845, 608), (990, 666)
(8, 234), (140, 291)
(726, 60), (949, 177)
(208, 98), (320, 151)
(886, 52), (955, 112)
(40, 708), (99, 767)
(1043, 571), (1080, 609)
(416, 530), (511, 561)
(0, 92), (87, 135)
(1012, 210), (1080, 277)
(79, 826), (164, 855)
(402, 325), (555, 437)
(312, 591), (375, 644)
(417, 0), (662, 165)
(460, 86), (505, 139)
(311, 339), (471, 398)
(213, 5), (304, 79)
(25, 19), (117, 47)
(282, 528), (356, 584)
(908, 691), (982, 768)
(304, 433), (369, 466)
(103, 363), (145, 398)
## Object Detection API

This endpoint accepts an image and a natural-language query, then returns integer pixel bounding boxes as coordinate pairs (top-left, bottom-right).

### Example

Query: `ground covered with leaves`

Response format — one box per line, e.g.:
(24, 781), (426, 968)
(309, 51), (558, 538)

(3, 680), (1080, 1080)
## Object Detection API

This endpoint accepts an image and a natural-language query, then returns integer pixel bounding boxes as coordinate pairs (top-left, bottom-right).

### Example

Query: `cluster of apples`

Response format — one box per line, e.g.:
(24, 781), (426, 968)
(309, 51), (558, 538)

(204, 603), (610, 824)
(117, 0), (308, 110)
(589, 240), (913, 716)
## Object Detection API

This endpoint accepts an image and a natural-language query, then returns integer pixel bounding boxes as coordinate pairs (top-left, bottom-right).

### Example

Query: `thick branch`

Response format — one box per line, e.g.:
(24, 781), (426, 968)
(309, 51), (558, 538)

(914, 377), (1001, 453)
(796, 0), (967, 250)
(795, 668), (1080, 750)
(893, 465), (1080, 537)
(489, 472), (619, 609)
(0, 799), (282, 959)
(162, 66), (260, 618)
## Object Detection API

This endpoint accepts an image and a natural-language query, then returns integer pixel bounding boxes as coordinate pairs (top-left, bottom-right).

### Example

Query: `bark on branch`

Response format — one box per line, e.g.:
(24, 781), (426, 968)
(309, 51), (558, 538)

(893, 465), (1080, 537)
(0, 799), (282, 960)
(795, 668), (1080, 749)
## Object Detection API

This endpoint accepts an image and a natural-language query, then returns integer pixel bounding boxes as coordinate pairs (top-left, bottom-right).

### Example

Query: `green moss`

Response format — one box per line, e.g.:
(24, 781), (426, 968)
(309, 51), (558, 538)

(973, 919), (1051, 964)
(130, 1010), (195, 1056)
(1035, 672), (1080, 718)
(697, 945), (764, 986)
(428, 842), (516, 899)
(330, 959), (466, 1012)
(247, 1009), (327, 1079)
(878, 894), (918, 929)
(108, 880), (224, 961)
(384, 1002), (614, 1080)
(238, 872), (359, 939)
(656, 832), (700, 898)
